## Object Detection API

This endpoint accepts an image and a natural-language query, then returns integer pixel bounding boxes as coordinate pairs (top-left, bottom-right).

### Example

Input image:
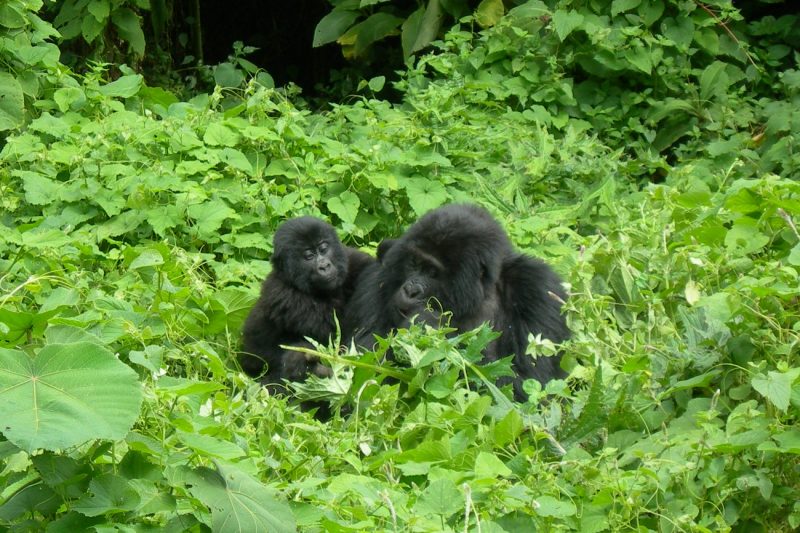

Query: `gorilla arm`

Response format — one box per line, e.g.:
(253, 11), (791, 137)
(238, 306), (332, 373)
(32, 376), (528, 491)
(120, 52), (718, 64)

(495, 253), (569, 394)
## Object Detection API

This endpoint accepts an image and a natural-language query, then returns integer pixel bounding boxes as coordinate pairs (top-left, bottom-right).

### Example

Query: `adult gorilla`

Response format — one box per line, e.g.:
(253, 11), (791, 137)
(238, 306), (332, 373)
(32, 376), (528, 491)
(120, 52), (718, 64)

(343, 204), (569, 400)
(241, 216), (374, 391)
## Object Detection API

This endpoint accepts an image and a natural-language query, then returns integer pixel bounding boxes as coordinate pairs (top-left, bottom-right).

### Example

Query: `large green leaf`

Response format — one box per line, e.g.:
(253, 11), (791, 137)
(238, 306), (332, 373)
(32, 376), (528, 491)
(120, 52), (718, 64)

(313, 8), (358, 47)
(0, 343), (143, 451)
(110, 7), (145, 56)
(0, 72), (24, 131)
(181, 462), (296, 533)
(402, 0), (444, 57)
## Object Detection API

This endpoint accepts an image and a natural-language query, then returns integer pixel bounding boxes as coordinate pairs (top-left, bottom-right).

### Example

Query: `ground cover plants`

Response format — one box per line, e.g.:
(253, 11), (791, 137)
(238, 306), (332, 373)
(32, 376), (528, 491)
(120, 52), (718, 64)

(0, 0), (799, 531)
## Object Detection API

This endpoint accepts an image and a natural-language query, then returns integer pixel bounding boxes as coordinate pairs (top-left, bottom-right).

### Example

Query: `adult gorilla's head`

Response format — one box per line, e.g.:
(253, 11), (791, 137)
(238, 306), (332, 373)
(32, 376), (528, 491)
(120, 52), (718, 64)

(378, 204), (513, 328)
(271, 216), (348, 294)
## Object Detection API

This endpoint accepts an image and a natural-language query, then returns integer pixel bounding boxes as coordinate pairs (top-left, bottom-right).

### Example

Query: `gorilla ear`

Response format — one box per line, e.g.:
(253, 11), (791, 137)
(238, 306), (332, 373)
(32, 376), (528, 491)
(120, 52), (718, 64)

(377, 239), (397, 262)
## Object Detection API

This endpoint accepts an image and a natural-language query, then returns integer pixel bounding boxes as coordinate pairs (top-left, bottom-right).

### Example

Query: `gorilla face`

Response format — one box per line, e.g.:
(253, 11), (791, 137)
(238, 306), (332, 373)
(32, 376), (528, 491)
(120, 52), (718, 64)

(272, 216), (348, 294)
(379, 204), (512, 329)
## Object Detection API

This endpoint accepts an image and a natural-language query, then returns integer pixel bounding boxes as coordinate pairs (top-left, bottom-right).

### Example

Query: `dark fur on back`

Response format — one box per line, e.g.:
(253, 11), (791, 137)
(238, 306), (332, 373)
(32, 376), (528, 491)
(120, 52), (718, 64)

(241, 216), (374, 388)
(343, 204), (569, 400)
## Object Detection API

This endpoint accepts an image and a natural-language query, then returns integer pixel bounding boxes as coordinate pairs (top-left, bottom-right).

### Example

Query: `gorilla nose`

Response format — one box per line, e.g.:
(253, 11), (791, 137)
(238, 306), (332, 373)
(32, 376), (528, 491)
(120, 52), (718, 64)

(403, 282), (422, 300)
(318, 260), (331, 273)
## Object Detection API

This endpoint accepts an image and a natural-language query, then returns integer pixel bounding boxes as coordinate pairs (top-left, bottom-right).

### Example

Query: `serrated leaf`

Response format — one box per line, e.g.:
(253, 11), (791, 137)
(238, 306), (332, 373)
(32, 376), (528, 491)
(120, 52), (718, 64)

(19, 171), (62, 205)
(73, 474), (140, 516)
(182, 463), (296, 533)
(752, 369), (799, 412)
(624, 45), (651, 74)
(475, 0), (504, 28)
(87, 0), (110, 22)
(220, 147), (253, 174)
(552, 10), (584, 41)
(413, 478), (462, 517)
(130, 249), (165, 270)
(204, 123), (240, 147)
(327, 191), (360, 225)
(400, 177), (450, 216)
(611, 0), (641, 16)
(0, 72), (24, 130)
(0, 343), (143, 452)
(187, 200), (238, 236)
(474, 452), (512, 479)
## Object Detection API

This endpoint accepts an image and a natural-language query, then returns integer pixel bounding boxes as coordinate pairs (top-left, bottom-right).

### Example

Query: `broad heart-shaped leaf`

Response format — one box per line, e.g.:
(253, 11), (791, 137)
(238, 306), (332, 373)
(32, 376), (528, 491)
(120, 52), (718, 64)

(0, 343), (143, 452)
(181, 462), (296, 533)
(399, 176), (450, 216)
(551, 9), (584, 41)
(0, 71), (24, 131)
(752, 369), (800, 412)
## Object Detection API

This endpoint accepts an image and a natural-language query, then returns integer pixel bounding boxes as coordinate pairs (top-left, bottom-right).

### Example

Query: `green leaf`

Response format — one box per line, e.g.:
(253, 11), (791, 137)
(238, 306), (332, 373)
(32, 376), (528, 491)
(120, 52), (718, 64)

(182, 463), (296, 533)
(699, 61), (730, 101)
(493, 408), (523, 446)
(475, 0), (504, 28)
(327, 191), (360, 225)
(111, 8), (145, 56)
(87, 0), (110, 22)
(213, 62), (244, 88)
(220, 147), (253, 174)
(724, 218), (769, 255)
(552, 10), (584, 41)
(413, 478), (462, 517)
(624, 45), (651, 74)
(18, 171), (62, 205)
(176, 431), (246, 460)
(354, 12), (403, 56)
(81, 11), (104, 42)
(534, 495), (577, 518)
(204, 123), (240, 147)
(313, 8), (358, 47)
(368, 76), (386, 92)
(400, 177), (450, 217)
(0, 3), (27, 28)
(752, 369), (800, 412)
(611, 0), (641, 16)
(73, 474), (140, 516)
(787, 244), (800, 266)
(187, 200), (238, 237)
(0, 343), (143, 452)
(129, 249), (165, 270)
(97, 74), (143, 98)
(474, 452), (512, 479)
(0, 72), (24, 131)
(662, 16), (693, 48)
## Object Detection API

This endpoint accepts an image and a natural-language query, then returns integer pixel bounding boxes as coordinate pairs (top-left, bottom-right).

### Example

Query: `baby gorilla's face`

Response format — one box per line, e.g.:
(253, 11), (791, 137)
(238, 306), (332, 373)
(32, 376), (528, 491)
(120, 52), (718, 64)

(303, 240), (340, 292)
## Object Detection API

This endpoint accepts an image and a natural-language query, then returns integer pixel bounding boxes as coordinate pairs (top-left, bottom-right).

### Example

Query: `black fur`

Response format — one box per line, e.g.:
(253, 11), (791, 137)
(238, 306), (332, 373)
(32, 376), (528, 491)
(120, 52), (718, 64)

(241, 216), (374, 391)
(343, 204), (569, 400)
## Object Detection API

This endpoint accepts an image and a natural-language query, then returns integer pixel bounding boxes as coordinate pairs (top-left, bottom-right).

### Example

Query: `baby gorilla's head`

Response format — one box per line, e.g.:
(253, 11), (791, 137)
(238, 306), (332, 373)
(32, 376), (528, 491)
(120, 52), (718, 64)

(272, 217), (348, 294)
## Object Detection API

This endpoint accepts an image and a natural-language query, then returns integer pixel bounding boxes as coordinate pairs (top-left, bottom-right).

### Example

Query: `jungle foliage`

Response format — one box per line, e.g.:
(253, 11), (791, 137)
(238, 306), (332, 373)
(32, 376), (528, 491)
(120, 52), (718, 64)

(0, 0), (799, 531)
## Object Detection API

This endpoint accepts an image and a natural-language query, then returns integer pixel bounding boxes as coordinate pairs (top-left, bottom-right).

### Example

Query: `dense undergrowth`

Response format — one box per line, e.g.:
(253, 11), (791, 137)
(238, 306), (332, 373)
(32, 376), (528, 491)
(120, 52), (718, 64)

(1, 0), (799, 531)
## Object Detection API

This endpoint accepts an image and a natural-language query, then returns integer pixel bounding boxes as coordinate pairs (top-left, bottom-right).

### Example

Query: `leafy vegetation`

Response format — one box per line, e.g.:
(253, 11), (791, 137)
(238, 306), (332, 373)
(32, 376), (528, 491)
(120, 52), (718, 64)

(1, 0), (799, 531)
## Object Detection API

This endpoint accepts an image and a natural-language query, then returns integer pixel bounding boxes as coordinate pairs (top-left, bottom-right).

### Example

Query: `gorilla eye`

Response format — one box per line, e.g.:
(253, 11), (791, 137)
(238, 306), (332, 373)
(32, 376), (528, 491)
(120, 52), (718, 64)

(303, 249), (315, 261)
(318, 242), (329, 254)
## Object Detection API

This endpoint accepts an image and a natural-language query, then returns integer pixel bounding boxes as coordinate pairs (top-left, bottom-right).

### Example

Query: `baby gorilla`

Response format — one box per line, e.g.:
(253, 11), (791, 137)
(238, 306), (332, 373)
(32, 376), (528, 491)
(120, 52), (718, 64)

(241, 216), (374, 392)
(343, 204), (569, 401)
